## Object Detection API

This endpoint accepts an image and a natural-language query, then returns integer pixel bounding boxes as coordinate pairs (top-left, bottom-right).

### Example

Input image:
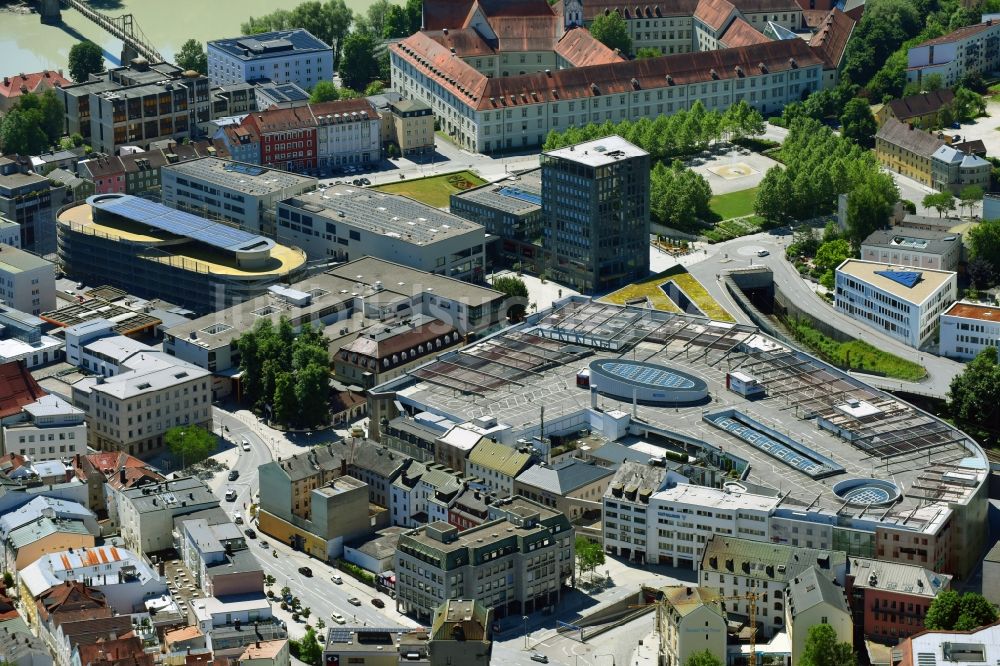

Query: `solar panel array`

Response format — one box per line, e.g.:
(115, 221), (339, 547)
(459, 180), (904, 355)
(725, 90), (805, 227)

(874, 270), (922, 289)
(598, 361), (696, 389)
(95, 196), (271, 253)
(498, 186), (542, 206)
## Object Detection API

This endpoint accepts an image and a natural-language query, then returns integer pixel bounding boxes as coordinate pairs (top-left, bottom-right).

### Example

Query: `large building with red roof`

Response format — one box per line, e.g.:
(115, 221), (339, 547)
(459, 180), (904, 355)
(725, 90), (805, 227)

(390, 0), (855, 152)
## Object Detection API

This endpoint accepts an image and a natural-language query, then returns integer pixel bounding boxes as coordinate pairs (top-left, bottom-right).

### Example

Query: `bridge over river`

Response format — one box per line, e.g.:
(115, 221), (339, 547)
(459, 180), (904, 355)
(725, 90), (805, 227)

(36, 0), (162, 64)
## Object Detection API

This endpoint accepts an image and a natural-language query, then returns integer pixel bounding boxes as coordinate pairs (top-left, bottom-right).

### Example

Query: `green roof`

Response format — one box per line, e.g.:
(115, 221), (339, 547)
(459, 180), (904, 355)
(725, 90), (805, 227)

(468, 439), (533, 478)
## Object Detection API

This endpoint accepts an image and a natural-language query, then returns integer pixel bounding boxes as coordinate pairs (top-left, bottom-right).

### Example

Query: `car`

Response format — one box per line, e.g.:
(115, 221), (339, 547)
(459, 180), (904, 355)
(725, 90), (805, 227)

(228, 470), (239, 481)
(331, 574), (343, 584)
(233, 514), (243, 525)
(352, 179), (362, 186)
(951, 121), (962, 129)
(530, 654), (549, 663)
(298, 566), (313, 577)
(244, 528), (256, 539)
(75, 282), (84, 290)
(371, 598), (385, 609)
(362, 178), (371, 185)
(225, 489), (237, 502)
(348, 597), (362, 606)
(260, 540), (269, 548)
(283, 594), (294, 604)
(63, 289), (75, 296)
(756, 249), (770, 257)
(331, 613), (346, 624)
(241, 439), (251, 452)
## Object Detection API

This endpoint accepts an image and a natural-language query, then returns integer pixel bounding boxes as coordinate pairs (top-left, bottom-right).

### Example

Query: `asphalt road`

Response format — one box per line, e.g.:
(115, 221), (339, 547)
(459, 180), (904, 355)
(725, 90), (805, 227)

(206, 407), (417, 638)
(683, 231), (964, 398)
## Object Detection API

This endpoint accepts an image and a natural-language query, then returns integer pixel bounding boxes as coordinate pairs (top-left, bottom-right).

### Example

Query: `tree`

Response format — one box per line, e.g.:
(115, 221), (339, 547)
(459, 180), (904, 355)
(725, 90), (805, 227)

(273, 372), (297, 426)
(295, 363), (330, 427)
(574, 536), (605, 581)
(405, 0), (423, 33)
(0, 109), (49, 155)
(325, 0), (355, 63)
(636, 47), (662, 58)
(384, 4), (412, 38)
(948, 349), (1000, 440)
(839, 98), (878, 148)
(954, 86), (986, 121)
(68, 41), (105, 83)
(165, 425), (216, 468)
(926, 591), (999, 630)
(799, 624), (856, 666)
(723, 99), (764, 142)
(815, 239), (853, 273)
(959, 184), (984, 218)
(846, 171), (898, 248)
(923, 191), (955, 218)
(176, 39), (208, 74)
(588, 11), (632, 54)
(364, 0), (393, 38)
(685, 650), (725, 666)
(754, 166), (794, 224)
(339, 31), (380, 93)
(492, 274), (529, 321)
(364, 80), (386, 96)
(310, 81), (340, 103)
(968, 257), (994, 289)
(294, 627), (323, 666)
(788, 224), (820, 258)
(969, 218), (1000, 270)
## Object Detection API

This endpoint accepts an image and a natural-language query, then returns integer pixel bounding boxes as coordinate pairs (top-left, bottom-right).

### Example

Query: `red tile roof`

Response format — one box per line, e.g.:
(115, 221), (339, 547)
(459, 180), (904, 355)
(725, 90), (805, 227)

(490, 15), (562, 51)
(554, 28), (628, 66)
(719, 17), (770, 47)
(423, 0), (557, 30)
(584, 3), (699, 20)
(809, 8), (856, 69)
(917, 21), (996, 48)
(886, 89), (955, 122)
(248, 99), (378, 134)
(425, 29), (497, 56)
(77, 637), (155, 666)
(80, 140), (228, 180)
(393, 35), (825, 111)
(694, 0), (738, 31)
(733, 0), (802, 13)
(36, 582), (108, 622)
(0, 361), (45, 419)
(0, 70), (71, 100)
(802, 9), (829, 27)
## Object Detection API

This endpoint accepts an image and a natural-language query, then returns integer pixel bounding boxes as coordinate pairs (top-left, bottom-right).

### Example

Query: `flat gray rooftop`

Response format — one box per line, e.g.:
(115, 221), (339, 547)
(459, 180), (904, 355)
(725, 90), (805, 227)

(284, 187), (484, 246)
(452, 169), (542, 216)
(163, 157), (316, 196)
(383, 299), (985, 519)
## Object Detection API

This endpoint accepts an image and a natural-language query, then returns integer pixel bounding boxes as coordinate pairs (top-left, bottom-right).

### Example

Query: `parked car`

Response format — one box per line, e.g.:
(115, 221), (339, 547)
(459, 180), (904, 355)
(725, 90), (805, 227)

(361, 177), (371, 185)
(331, 574), (343, 584)
(298, 566), (313, 577)
(244, 528), (256, 539)
(233, 514), (243, 525)
(951, 121), (962, 129)
(348, 597), (362, 606)
(530, 655), (549, 663)
(371, 598), (385, 609)
(260, 540), (269, 548)
(225, 489), (237, 502)
(332, 613), (346, 624)
(228, 470), (239, 481)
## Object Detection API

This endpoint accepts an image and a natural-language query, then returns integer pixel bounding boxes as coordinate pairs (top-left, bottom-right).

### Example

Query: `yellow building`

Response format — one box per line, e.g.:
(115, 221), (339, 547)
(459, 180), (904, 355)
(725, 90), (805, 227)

(874, 89), (955, 129)
(659, 586), (728, 666)
(875, 118), (944, 187)
(7, 518), (94, 574)
(389, 99), (435, 157)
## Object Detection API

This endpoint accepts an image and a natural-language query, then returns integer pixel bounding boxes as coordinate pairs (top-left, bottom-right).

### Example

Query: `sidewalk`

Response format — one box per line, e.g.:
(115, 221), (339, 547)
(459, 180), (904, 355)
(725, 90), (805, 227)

(628, 628), (660, 666)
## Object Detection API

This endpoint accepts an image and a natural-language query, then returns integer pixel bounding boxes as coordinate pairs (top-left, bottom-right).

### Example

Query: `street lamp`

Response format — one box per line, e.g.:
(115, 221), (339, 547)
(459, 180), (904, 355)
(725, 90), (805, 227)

(523, 615), (529, 650)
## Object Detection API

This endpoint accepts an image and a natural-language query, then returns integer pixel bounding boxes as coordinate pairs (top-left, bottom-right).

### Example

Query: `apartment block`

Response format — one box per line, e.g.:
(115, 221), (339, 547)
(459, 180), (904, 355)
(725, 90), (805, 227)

(876, 118), (990, 193)
(939, 301), (1000, 360)
(834, 259), (957, 348)
(161, 157), (316, 234)
(394, 496), (574, 622)
(907, 20), (1000, 87)
(658, 586), (727, 666)
(860, 227), (962, 272)
(1, 395), (85, 461)
(0, 156), (68, 254)
(115, 476), (220, 555)
(540, 136), (650, 292)
(78, 140), (228, 196)
(208, 29), (333, 91)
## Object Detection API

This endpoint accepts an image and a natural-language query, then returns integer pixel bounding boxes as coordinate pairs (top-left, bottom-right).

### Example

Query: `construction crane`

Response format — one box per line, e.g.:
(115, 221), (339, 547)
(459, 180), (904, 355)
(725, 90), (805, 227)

(720, 592), (759, 666)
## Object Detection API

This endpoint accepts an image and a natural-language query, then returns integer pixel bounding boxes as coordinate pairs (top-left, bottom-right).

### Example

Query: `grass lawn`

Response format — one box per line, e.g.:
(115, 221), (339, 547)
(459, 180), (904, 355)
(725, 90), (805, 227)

(599, 266), (735, 322)
(372, 170), (486, 208)
(709, 187), (759, 221)
(785, 317), (927, 381)
(703, 216), (766, 243)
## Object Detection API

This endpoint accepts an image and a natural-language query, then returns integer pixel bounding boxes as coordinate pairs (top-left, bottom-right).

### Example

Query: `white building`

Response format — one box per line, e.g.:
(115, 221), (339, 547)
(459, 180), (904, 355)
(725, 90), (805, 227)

(78, 335), (153, 377)
(70, 352), (213, 458)
(896, 619), (1000, 663)
(834, 259), (957, 349)
(276, 187), (487, 281)
(939, 301), (1000, 360)
(785, 566), (852, 663)
(207, 29), (334, 91)
(389, 461), (466, 528)
(116, 476), (220, 555)
(860, 227), (962, 272)
(907, 20), (1000, 88)
(0, 244), (54, 316)
(160, 158), (317, 235)
(643, 481), (779, 569)
(0, 218), (21, 248)
(2, 395), (86, 461)
(18, 545), (166, 614)
(602, 461), (671, 563)
(0, 306), (62, 369)
(62, 319), (115, 368)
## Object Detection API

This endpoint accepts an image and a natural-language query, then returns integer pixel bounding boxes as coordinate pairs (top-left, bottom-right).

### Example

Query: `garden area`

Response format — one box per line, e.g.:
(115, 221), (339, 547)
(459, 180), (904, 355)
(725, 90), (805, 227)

(600, 266), (735, 322)
(708, 187), (759, 221)
(372, 170), (485, 208)
(783, 317), (927, 381)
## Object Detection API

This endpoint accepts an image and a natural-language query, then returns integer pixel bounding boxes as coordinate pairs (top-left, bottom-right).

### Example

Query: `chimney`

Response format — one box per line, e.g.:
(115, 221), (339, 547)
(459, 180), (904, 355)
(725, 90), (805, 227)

(119, 468), (126, 485)
(341, 457), (348, 476)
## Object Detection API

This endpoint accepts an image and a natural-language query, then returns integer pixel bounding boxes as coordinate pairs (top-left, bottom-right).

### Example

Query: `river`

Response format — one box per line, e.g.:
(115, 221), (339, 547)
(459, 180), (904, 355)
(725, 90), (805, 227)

(0, 0), (391, 75)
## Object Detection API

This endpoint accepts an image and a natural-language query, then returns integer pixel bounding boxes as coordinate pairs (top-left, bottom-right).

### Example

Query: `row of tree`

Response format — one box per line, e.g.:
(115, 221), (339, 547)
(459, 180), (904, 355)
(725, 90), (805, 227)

(753, 117), (899, 247)
(542, 100), (765, 162)
(237, 317), (331, 428)
(650, 160), (713, 229)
